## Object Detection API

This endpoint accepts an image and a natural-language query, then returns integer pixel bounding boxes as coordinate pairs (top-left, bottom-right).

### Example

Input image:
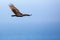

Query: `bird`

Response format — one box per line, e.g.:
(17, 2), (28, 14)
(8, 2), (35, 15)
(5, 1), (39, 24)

(9, 4), (31, 17)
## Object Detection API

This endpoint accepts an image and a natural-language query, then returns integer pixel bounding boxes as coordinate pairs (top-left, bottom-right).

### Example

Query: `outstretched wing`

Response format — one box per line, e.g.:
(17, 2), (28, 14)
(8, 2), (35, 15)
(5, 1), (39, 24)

(9, 4), (23, 16)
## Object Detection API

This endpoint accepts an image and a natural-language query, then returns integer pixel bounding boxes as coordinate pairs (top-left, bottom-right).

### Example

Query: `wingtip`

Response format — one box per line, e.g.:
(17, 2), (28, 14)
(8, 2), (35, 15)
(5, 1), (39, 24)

(9, 3), (14, 6)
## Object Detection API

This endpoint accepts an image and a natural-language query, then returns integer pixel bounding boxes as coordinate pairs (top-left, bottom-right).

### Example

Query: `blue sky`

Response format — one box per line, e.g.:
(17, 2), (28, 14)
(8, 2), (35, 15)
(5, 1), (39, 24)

(0, 0), (60, 24)
(0, 0), (60, 40)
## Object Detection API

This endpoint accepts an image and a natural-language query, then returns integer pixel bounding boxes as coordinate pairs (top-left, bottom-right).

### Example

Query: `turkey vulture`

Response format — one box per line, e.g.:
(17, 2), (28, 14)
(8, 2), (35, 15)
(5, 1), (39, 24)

(9, 4), (31, 17)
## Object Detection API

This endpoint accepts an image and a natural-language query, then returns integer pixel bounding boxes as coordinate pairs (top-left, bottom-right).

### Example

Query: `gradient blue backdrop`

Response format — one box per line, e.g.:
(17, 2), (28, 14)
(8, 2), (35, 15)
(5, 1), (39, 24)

(0, 0), (60, 40)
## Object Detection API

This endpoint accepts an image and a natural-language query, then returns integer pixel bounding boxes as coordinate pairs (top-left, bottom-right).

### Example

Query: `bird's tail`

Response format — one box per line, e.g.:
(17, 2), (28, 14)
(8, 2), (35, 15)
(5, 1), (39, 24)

(11, 15), (16, 17)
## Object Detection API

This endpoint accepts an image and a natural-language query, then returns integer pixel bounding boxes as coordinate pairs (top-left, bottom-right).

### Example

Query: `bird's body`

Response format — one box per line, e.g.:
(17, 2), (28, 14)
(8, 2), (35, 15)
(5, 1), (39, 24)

(9, 4), (31, 17)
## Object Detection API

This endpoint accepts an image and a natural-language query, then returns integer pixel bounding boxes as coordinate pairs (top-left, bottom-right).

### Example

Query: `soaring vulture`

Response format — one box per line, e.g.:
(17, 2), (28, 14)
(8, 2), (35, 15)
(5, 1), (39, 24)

(9, 4), (31, 17)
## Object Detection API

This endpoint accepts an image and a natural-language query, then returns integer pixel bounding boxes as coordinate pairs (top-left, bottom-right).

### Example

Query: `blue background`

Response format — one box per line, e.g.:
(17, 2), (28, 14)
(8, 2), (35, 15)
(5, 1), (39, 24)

(0, 0), (60, 40)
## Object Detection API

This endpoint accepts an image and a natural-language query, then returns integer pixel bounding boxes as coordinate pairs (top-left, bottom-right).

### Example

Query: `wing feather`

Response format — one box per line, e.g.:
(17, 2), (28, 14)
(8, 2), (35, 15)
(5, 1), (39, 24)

(9, 4), (23, 16)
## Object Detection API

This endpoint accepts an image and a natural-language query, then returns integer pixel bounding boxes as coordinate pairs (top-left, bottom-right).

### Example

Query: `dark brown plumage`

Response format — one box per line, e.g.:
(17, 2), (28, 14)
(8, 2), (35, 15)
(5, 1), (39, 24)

(9, 4), (31, 17)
